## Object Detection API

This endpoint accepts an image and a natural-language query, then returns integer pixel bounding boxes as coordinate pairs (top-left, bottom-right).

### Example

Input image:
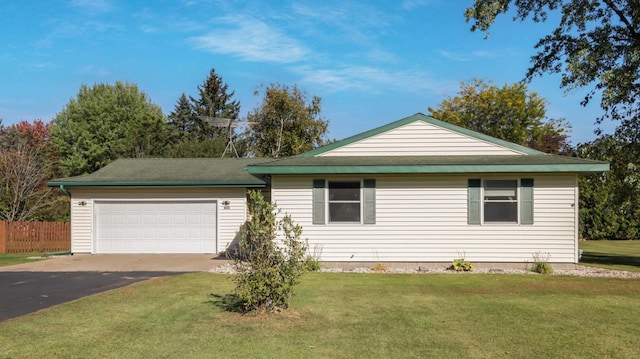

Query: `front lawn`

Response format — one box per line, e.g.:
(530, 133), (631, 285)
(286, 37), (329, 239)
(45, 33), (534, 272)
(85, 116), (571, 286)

(580, 240), (640, 272)
(0, 253), (45, 267)
(1, 273), (639, 358)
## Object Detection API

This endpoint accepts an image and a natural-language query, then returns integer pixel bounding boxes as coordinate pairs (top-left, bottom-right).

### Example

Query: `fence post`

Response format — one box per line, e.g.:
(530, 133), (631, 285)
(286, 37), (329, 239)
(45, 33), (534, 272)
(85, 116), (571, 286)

(0, 221), (6, 254)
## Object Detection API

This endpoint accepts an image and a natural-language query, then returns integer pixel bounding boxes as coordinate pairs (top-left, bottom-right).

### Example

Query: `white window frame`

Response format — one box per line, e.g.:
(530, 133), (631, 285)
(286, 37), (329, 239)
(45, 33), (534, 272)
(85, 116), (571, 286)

(327, 180), (362, 224)
(482, 179), (520, 224)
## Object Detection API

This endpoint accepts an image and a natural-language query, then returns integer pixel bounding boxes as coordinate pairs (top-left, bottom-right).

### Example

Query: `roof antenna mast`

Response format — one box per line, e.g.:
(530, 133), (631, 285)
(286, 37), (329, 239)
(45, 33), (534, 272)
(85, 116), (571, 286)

(199, 117), (255, 158)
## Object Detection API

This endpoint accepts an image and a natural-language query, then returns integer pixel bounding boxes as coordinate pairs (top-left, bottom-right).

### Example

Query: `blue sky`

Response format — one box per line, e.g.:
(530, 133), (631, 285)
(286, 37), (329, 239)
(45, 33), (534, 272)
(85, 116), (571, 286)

(0, 0), (612, 145)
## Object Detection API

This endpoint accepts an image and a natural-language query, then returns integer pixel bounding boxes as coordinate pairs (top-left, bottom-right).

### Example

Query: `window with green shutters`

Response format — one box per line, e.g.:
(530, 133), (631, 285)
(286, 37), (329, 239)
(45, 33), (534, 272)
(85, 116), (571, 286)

(312, 179), (376, 225)
(468, 178), (534, 225)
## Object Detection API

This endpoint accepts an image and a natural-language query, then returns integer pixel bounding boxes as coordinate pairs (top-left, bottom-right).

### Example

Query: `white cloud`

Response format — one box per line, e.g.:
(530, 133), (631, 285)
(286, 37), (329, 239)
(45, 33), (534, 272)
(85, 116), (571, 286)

(292, 64), (456, 95)
(438, 50), (470, 62)
(78, 65), (110, 77)
(69, 0), (112, 13)
(190, 16), (308, 63)
(402, 0), (434, 10)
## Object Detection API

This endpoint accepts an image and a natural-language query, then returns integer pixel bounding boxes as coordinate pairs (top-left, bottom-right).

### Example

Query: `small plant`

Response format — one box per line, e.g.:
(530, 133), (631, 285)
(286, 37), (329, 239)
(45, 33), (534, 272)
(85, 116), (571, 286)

(303, 255), (322, 272)
(303, 242), (322, 272)
(449, 258), (474, 272)
(370, 263), (388, 272)
(531, 252), (554, 274)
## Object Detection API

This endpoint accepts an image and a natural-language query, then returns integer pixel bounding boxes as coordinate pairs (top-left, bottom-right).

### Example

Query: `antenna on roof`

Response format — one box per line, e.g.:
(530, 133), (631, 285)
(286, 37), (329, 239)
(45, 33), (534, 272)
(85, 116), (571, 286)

(199, 117), (256, 158)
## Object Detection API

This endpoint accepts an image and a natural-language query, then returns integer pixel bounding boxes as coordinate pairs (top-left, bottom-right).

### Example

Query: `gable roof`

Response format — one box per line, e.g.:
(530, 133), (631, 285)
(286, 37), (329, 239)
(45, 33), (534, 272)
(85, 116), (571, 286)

(47, 158), (269, 188)
(245, 154), (609, 174)
(301, 113), (545, 156)
(245, 113), (608, 175)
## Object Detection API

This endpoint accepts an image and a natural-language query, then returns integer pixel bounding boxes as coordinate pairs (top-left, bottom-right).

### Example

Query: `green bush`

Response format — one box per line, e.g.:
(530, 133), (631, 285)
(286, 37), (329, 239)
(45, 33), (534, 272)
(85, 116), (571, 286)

(449, 258), (474, 272)
(233, 190), (307, 313)
(303, 255), (322, 272)
(531, 252), (554, 274)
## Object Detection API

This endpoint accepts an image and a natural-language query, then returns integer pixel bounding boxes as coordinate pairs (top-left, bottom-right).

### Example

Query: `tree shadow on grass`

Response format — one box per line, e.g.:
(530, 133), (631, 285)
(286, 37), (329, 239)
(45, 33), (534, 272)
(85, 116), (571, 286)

(580, 252), (640, 268)
(207, 293), (245, 313)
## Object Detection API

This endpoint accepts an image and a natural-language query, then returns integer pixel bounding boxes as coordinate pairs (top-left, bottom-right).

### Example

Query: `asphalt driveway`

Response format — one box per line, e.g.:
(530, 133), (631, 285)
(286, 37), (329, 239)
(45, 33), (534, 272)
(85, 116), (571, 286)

(0, 254), (233, 322)
(0, 254), (230, 272)
(0, 271), (181, 322)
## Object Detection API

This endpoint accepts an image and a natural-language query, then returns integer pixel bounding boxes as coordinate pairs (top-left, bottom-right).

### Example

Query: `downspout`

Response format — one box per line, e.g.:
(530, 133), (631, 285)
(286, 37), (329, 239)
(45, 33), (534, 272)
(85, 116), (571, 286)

(59, 185), (70, 196)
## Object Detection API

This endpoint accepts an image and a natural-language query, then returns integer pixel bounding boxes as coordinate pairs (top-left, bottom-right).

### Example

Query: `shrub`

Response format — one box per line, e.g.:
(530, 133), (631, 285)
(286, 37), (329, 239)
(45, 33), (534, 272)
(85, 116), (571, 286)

(303, 255), (322, 272)
(233, 190), (307, 313)
(449, 258), (474, 272)
(531, 252), (554, 274)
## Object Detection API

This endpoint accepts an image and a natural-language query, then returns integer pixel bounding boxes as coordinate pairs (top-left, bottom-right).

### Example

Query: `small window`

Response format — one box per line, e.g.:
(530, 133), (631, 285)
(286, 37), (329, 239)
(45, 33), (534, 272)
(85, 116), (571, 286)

(328, 181), (361, 222)
(483, 180), (518, 223)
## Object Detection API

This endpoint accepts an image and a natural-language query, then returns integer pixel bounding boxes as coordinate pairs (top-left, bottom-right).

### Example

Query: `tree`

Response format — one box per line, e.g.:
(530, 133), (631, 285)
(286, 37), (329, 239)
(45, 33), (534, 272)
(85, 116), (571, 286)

(166, 93), (197, 140)
(232, 190), (307, 313)
(0, 120), (67, 222)
(165, 68), (242, 157)
(577, 135), (640, 240)
(465, 1), (640, 129)
(190, 68), (240, 136)
(51, 82), (166, 176)
(428, 79), (572, 154)
(247, 84), (329, 157)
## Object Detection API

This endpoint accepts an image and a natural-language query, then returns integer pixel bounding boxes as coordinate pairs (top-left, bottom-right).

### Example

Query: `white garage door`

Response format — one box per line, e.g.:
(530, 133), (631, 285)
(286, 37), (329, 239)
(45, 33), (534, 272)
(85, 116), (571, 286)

(95, 201), (217, 254)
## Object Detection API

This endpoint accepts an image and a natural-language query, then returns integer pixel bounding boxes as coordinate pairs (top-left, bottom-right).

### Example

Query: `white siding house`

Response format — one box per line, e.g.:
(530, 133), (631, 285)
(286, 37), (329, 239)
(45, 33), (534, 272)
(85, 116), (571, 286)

(246, 114), (608, 265)
(49, 114), (608, 266)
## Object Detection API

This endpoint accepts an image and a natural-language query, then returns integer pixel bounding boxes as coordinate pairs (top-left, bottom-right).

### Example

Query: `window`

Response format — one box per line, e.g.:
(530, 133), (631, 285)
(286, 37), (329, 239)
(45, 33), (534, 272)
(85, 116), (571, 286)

(312, 179), (376, 225)
(468, 178), (534, 225)
(328, 181), (361, 222)
(483, 179), (518, 223)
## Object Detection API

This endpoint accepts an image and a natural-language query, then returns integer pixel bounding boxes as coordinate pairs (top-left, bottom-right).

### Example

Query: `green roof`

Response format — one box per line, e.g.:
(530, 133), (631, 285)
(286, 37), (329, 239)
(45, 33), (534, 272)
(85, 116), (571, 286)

(48, 158), (269, 188)
(301, 113), (545, 156)
(246, 155), (609, 174)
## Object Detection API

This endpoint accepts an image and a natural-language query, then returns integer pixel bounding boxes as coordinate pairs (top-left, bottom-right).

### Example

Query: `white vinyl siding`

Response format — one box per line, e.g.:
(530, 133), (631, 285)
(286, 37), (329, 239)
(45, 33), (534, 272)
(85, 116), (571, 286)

(319, 121), (524, 157)
(68, 188), (247, 254)
(272, 174), (578, 263)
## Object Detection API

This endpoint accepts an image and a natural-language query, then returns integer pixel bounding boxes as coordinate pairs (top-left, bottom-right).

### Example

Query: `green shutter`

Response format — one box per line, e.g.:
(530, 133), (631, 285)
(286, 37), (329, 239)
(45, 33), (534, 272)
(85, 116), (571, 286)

(468, 179), (481, 225)
(521, 178), (534, 225)
(312, 179), (325, 225)
(363, 179), (376, 224)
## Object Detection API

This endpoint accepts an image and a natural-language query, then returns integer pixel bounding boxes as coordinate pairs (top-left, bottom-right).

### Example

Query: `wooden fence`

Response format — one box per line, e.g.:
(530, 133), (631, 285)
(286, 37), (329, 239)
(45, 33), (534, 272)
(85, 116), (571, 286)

(0, 221), (71, 254)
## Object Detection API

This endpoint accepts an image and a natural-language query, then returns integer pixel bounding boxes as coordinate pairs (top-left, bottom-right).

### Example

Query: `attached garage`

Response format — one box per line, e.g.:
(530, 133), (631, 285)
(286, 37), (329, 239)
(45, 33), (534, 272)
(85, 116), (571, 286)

(48, 158), (269, 254)
(95, 200), (217, 254)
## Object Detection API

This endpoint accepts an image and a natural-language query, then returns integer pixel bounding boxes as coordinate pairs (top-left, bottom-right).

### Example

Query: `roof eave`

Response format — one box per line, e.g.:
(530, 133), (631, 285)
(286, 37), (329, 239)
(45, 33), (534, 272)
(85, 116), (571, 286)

(46, 180), (267, 188)
(246, 163), (610, 175)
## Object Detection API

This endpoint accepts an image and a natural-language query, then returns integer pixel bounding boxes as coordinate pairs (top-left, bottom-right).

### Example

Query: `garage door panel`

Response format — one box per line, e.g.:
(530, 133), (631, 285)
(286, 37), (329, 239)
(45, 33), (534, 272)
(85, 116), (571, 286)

(95, 200), (217, 254)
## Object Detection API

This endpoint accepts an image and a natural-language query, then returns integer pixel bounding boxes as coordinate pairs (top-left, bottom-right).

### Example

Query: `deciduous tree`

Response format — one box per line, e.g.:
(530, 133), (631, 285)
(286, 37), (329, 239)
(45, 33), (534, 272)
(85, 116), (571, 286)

(247, 84), (329, 158)
(51, 82), (166, 176)
(0, 120), (67, 222)
(577, 136), (640, 240)
(465, 0), (640, 129)
(428, 79), (571, 154)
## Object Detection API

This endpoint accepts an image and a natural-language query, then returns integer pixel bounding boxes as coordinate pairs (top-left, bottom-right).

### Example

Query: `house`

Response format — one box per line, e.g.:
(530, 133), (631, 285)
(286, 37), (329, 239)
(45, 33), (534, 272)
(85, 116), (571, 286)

(48, 113), (608, 267)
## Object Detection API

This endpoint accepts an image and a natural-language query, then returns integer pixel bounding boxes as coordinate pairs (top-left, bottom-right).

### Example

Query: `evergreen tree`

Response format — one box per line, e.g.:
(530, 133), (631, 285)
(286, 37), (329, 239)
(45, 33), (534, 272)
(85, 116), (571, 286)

(165, 68), (241, 157)
(189, 68), (240, 140)
(167, 93), (197, 141)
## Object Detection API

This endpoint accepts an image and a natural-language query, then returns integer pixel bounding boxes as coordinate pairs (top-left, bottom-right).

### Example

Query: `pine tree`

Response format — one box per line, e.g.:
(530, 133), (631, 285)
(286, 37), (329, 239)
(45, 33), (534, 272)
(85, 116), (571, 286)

(189, 68), (240, 140)
(167, 93), (197, 141)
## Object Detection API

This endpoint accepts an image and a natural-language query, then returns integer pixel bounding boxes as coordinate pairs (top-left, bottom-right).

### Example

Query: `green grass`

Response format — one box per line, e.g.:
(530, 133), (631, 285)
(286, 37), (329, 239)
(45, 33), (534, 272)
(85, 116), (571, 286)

(0, 253), (45, 267)
(1, 273), (639, 358)
(580, 240), (640, 272)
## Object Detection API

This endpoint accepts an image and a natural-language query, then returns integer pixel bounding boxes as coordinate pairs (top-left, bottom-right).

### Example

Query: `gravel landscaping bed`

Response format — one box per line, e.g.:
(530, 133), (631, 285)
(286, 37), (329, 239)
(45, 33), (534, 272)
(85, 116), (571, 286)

(210, 263), (640, 278)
